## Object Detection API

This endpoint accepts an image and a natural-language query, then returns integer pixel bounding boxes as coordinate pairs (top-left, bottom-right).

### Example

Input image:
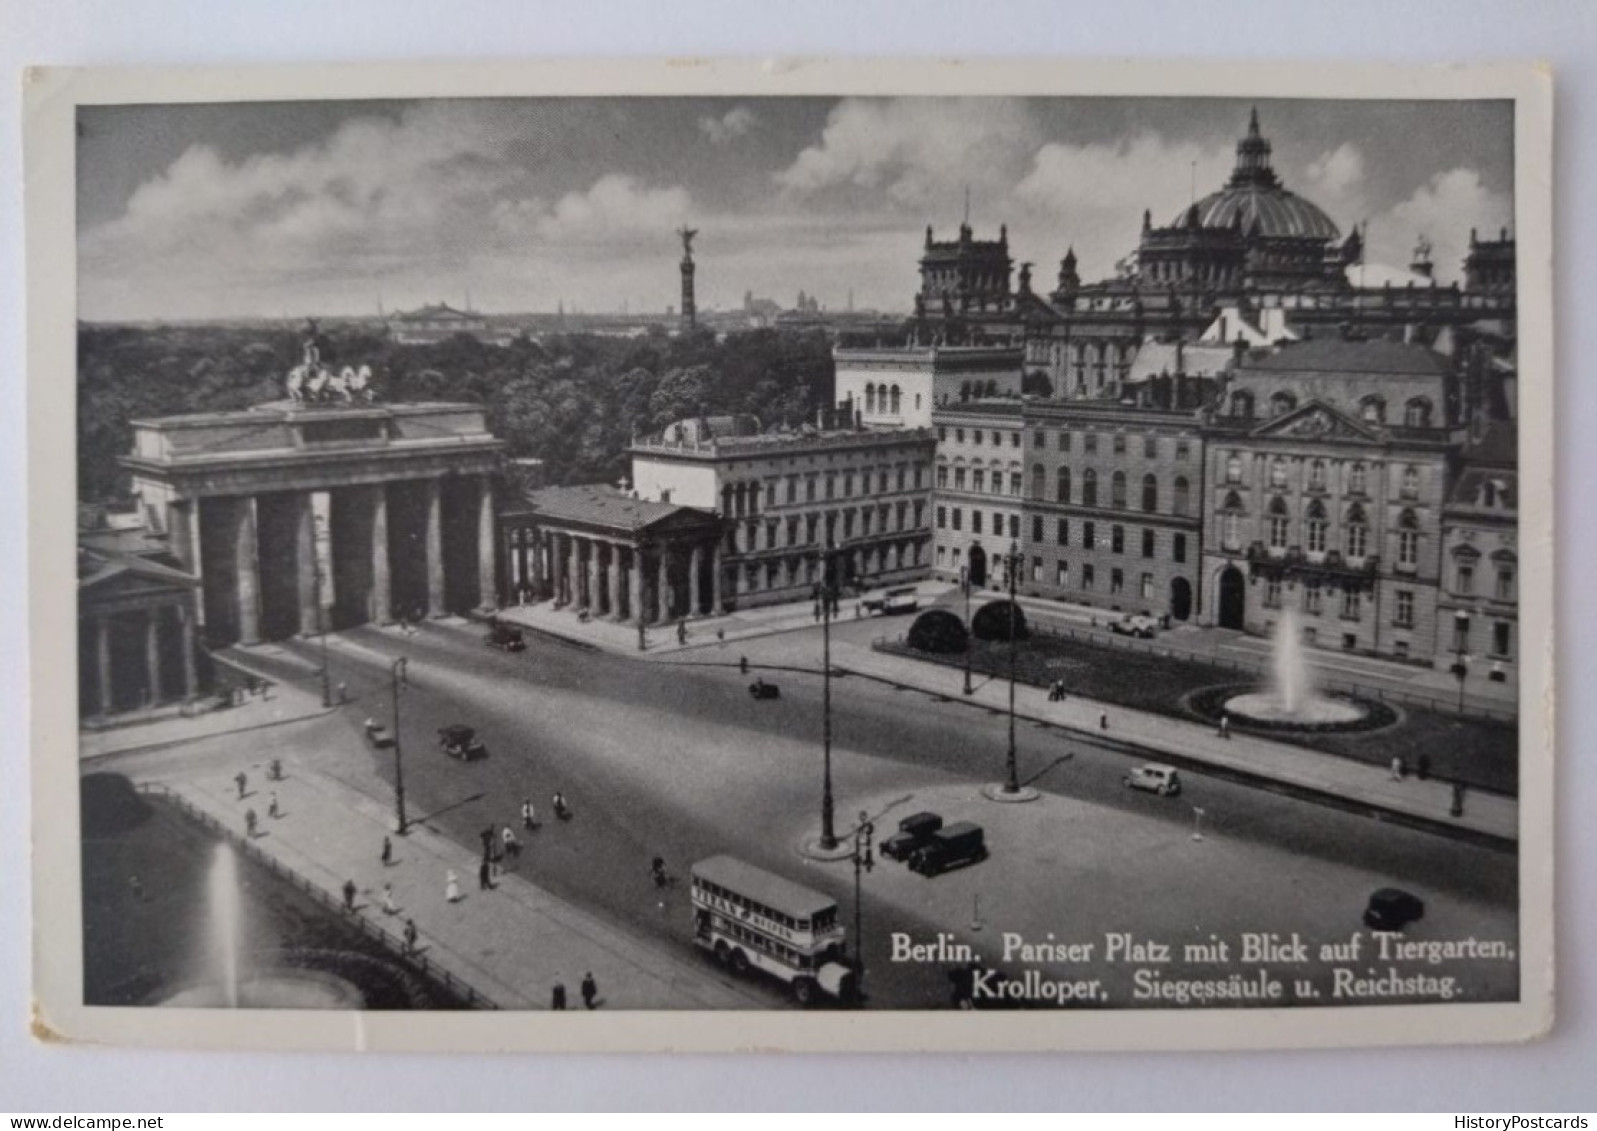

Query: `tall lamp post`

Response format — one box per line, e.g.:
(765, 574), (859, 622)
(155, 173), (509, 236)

(391, 657), (409, 835)
(1001, 540), (1022, 795)
(850, 811), (875, 1003)
(1452, 611), (1471, 714)
(814, 540), (847, 850)
(961, 564), (974, 696)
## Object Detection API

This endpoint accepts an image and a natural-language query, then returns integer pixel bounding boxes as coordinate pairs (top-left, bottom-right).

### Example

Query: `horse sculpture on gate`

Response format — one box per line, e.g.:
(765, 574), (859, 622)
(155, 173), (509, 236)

(284, 318), (379, 406)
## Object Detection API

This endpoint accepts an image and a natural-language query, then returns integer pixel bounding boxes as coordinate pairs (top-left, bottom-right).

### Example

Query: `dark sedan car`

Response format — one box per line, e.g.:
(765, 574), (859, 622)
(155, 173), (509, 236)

(1363, 887), (1425, 931)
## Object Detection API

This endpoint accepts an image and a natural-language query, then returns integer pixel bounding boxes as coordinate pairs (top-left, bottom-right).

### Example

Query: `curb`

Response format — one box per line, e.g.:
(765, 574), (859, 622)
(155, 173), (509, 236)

(81, 702), (341, 762)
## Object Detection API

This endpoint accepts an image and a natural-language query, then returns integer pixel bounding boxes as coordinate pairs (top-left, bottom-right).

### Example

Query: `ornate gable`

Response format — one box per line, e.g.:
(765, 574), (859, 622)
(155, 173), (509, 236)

(1250, 400), (1382, 443)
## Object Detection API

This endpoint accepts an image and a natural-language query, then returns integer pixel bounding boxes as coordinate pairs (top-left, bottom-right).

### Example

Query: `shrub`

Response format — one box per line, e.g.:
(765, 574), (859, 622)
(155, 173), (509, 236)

(971, 600), (1029, 642)
(907, 609), (969, 654)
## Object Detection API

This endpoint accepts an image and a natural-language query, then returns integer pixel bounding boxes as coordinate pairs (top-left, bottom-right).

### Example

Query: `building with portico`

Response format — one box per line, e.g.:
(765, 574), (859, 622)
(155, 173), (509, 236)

(120, 401), (504, 648)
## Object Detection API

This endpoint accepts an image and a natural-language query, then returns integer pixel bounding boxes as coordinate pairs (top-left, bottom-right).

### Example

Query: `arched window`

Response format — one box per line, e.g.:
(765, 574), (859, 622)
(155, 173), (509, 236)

(1359, 395), (1386, 425)
(1270, 391), (1297, 417)
(1401, 465), (1420, 498)
(1270, 457), (1288, 489)
(1220, 491), (1245, 551)
(1268, 496), (1290, 549)
(1111, 471), (1127, 509)
(1397, 507), (1420, 569)
(1173, 476), (1190, 517)
(1309, 459), (1327, 490)
(1404, 397), (1433, 427)
(1082, 468), (1098, 507)
(1031, 463), (1046, 501)
(1305, 499), (1328, 554)
(1141, 473), (1159, 513)
(1232, 390), (1256, 420)
(1345, 502), (1369, 559)
(1225, 453), (1243, 483)
(890, 385), (902, 414)
(1056, 466), (1071, 504)
(1348, 462), (1368, 495)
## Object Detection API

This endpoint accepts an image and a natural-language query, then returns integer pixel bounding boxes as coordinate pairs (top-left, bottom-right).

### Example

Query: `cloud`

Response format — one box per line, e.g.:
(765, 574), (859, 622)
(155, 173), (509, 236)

(1368, 168), (1511, 282)
(1300, 143), (1366, 218)
(698, 106), (758, 145)
(511, 174), (693, 246)
(775, 97), (1037, 210)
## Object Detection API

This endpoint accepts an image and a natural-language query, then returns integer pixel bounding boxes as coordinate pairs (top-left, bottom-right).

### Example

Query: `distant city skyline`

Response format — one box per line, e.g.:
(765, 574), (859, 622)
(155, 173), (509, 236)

(77, 97), (1513, 322)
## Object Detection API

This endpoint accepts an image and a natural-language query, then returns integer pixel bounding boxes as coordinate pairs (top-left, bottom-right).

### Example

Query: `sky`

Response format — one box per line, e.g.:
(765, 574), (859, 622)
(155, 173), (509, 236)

(76, 96), (1514, 322)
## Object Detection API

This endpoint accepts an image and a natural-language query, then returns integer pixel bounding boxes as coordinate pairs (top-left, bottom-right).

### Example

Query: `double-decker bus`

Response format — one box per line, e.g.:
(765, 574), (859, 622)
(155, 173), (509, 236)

(690, 855), (855, 1005)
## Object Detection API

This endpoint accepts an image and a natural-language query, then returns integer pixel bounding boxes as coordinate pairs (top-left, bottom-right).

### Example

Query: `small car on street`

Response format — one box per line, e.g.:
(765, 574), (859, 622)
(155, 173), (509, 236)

(1123, 763), (1182, 796)
(908, 822), (988, 877)
(880, 811), (944, 862)
(1363, 887), (1426, 931)
(438, 724), (488, 761)
(1109, 614), (1159, 639)
(484, 623), (527, 652)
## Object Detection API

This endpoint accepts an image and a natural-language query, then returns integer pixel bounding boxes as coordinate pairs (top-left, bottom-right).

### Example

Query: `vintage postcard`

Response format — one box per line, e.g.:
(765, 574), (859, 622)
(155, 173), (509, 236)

(26, 58), (1554, 1052)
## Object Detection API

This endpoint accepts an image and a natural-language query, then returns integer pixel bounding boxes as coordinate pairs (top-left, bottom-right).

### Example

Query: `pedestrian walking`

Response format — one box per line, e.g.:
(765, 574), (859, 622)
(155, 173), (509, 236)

(342, 879), (357, 912)
(552, 791), (572, 821)
(1219, 715), (1231, 740)
(478, 858), (494, 891)
(581, 972), (598, 1010)
(812, 601), (821, 622)
(716, 628), (725, 645)
(336, 681), (348, 704)
(1099, 712), (1109, 731)
(245, 808), (258, 837)
(268, 792), (280, 819)
(739, 655), (749, 675)
(381, 835), (393, 866)
(445, 869), (462, 903)
(479, 826), (496, 861)
(403, 918), (418, 954)
(1451, 781), (1468, 818)
(502, 826), (521, 859)
(234, 771), (248, 799)
(677, 620), (688, 645)
(521, 799), (537, 831)
(381, 882), (398, 916)
(551, 981), (568, 1010)
(1390, 756), (1406, 781)
(268, 758), (283, 781)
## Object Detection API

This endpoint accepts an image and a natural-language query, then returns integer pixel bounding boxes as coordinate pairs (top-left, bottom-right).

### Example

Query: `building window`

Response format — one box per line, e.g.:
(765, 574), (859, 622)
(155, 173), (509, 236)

(1398, 530), (1419, 569)
(1341, 589), (1362, 620)
(937, 546), (946, 565)
(1056, 561), (1069, 586)
(1496, 566), (1515, 601)
(1082, 564), (1095, 590)
(956, 429), (965, 443)
(972, 468), (985, 494)
(1032, 516), (1044, 543)
(1060, 431), (1072, 452)
(1493, 621), (1512, 657)
(1010, 432), (1020, 449)
(1056, 467), (1071, 504)
(1173, 533), (1187, 564)
(1395, 590), (1415, 627)
(1270, 457), (1288, 489)
(1111, 471), (1127, 509)
(1034, 430), (1046, 448)
(1141, 529), (1155, 558)
(825, 475), (836, 500)
(1113, 433), (1127, 454)
(954, 467), (967, 490)
(1405, 398), (1433, 428)
(1175, 440), (1190, 461)
(1457, 563), (1475, 595)
(951, 508), (962, 532)
(1222, 513), (1241, 552)
(937, 426), (947, 442)
(1270, 391), (1297, 417)
(1111, 525), (1125, 554)
(1030, 464), (1045, 500)
(992, 431), (1003, 446)
(972, 511), (984, 536)
(1032, 556), (1042, 582)
(1401, 466), (1419, 499)
(1009, 514), (1020, 539)
(1348, 462), (1368, 495)
(1110, 568), (1124, 594)
(1140, 474), (1158, 513)
(972, 430), (983, 447)
(1309, 459), (1327, 490)
(1083, 521), (1096, 551)
(1225, 453), (1242, 484)
(1172, 476), (1190, 517)
(806, 478), (817, 503)
(1264, 578), (1282, 608)
(1345, 504), (1368, 559)
(1360, 396), (1386, 424)
(1082, 469), (1098, 507)
(1268, 497), (1290, 549)
(1140, 572), (1154, 600)
(1057, 519), (1069, 546)
(1453, 615), (1470, 651)
(1305, 499), (1328, 554)
(1303, 582), (1322, 615)
(1085, 432), (1099, 455)
(936, 465), (948, 489)
(1144, 434), (1158, 458)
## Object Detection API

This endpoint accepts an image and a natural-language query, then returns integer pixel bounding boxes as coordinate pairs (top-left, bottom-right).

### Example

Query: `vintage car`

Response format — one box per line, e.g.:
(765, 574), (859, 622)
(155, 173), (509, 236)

(748, 679), (780, 700)
(1123, 763), (1182, 796)
(363, 718), (394, 749)
(908, 822), (988, 877)
(438, 724), (488, 761)
(880, 811), (945, 862)
(1109, 614), (1159, 639)
(484, 623), (527, 652)
(1363, 887), (1426, 932)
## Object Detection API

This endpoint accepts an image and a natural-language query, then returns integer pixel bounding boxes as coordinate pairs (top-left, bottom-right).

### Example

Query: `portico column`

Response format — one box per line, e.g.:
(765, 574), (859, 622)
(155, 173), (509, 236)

(95, 615), (113, 716)
(689, 544), (704, 616)
(628, 547), (644, 624)
(145, 608), (164, 705)
(424, 478), (444, 618)
(184, 501), (205, 628)
(656, 544), (672, 624)
(587, 539), (602, 614)
(177, 600), (197, 700)
(476, 476), (496, 612)
(370, 485), (392, 624)
(608, 542), (624, 620)
(235, 496), (262, 645)
(567, 534), (582, 608)
(712, 543), (724, 613)
(296, 492), (319, 636)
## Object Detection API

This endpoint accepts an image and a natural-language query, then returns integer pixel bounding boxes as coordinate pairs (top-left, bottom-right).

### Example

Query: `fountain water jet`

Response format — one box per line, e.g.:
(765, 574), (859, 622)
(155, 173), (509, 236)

(211, 843), (241, 1008)
(1223, 606), (1365, 726)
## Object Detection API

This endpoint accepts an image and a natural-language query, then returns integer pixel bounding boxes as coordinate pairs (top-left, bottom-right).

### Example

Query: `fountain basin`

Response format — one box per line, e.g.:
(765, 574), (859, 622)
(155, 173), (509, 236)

(159, 969), (365, 1009)
(1185, 684), (1398, 734)
(1223, 690), (1368, 726)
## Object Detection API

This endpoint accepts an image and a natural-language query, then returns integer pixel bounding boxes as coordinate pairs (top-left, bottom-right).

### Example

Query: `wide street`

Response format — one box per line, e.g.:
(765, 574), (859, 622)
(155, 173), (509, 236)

(162, 612), (1518, 1010)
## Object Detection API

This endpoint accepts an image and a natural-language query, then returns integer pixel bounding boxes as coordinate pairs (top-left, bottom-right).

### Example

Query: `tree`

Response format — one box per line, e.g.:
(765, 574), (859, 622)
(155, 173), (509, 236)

(907, 609), (969, 654)
(971, 600), (1029, 642)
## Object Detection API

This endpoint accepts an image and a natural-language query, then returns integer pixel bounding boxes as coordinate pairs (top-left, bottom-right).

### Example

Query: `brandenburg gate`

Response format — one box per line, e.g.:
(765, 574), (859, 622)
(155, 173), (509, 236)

(122, 402), (504, 648)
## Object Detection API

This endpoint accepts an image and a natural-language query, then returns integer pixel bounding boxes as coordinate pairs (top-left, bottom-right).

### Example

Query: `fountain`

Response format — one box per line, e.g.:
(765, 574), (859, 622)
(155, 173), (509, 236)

(158, 843), (364, 1009)
(1218, 608), (1369, 728)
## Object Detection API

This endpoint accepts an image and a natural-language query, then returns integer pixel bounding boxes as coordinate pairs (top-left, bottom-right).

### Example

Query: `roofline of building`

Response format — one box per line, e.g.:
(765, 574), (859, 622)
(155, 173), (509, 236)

(127, 402), (492, 430)
(629, 426), (936, 462)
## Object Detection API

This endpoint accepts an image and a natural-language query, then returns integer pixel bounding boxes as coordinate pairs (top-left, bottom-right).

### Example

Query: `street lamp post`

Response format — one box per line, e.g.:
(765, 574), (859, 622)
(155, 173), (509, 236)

(815, 543), (841, 850)
(850, 811), (874, 1003)
(1002, 540), (1021, 795)
(391, 657), (409, 835)
(961, 565), (974, 696)
(1452, 611), (1471, 714)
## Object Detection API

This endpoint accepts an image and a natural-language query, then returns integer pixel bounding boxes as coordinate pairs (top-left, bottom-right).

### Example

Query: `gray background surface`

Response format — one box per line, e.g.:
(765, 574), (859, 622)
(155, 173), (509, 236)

(1, 0), (1591, 1112)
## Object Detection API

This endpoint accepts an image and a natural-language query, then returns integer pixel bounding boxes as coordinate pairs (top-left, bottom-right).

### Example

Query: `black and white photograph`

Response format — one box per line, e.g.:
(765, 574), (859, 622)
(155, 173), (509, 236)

(25, 58), (1554, 1055)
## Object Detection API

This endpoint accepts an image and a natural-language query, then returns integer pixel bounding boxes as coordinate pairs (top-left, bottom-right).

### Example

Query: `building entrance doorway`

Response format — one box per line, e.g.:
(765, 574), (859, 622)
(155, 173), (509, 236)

(1218, 567), (1246, 630)
(1169, 576), (1193, 621)
(968, 543), (988, 589)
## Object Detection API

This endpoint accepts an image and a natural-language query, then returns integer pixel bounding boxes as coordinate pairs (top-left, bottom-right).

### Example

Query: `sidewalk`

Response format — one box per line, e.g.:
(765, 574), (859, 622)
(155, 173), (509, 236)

(489, 594), (1517, 848)
(80, 671), (335, 760)
(159, 761), (764, 1011)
